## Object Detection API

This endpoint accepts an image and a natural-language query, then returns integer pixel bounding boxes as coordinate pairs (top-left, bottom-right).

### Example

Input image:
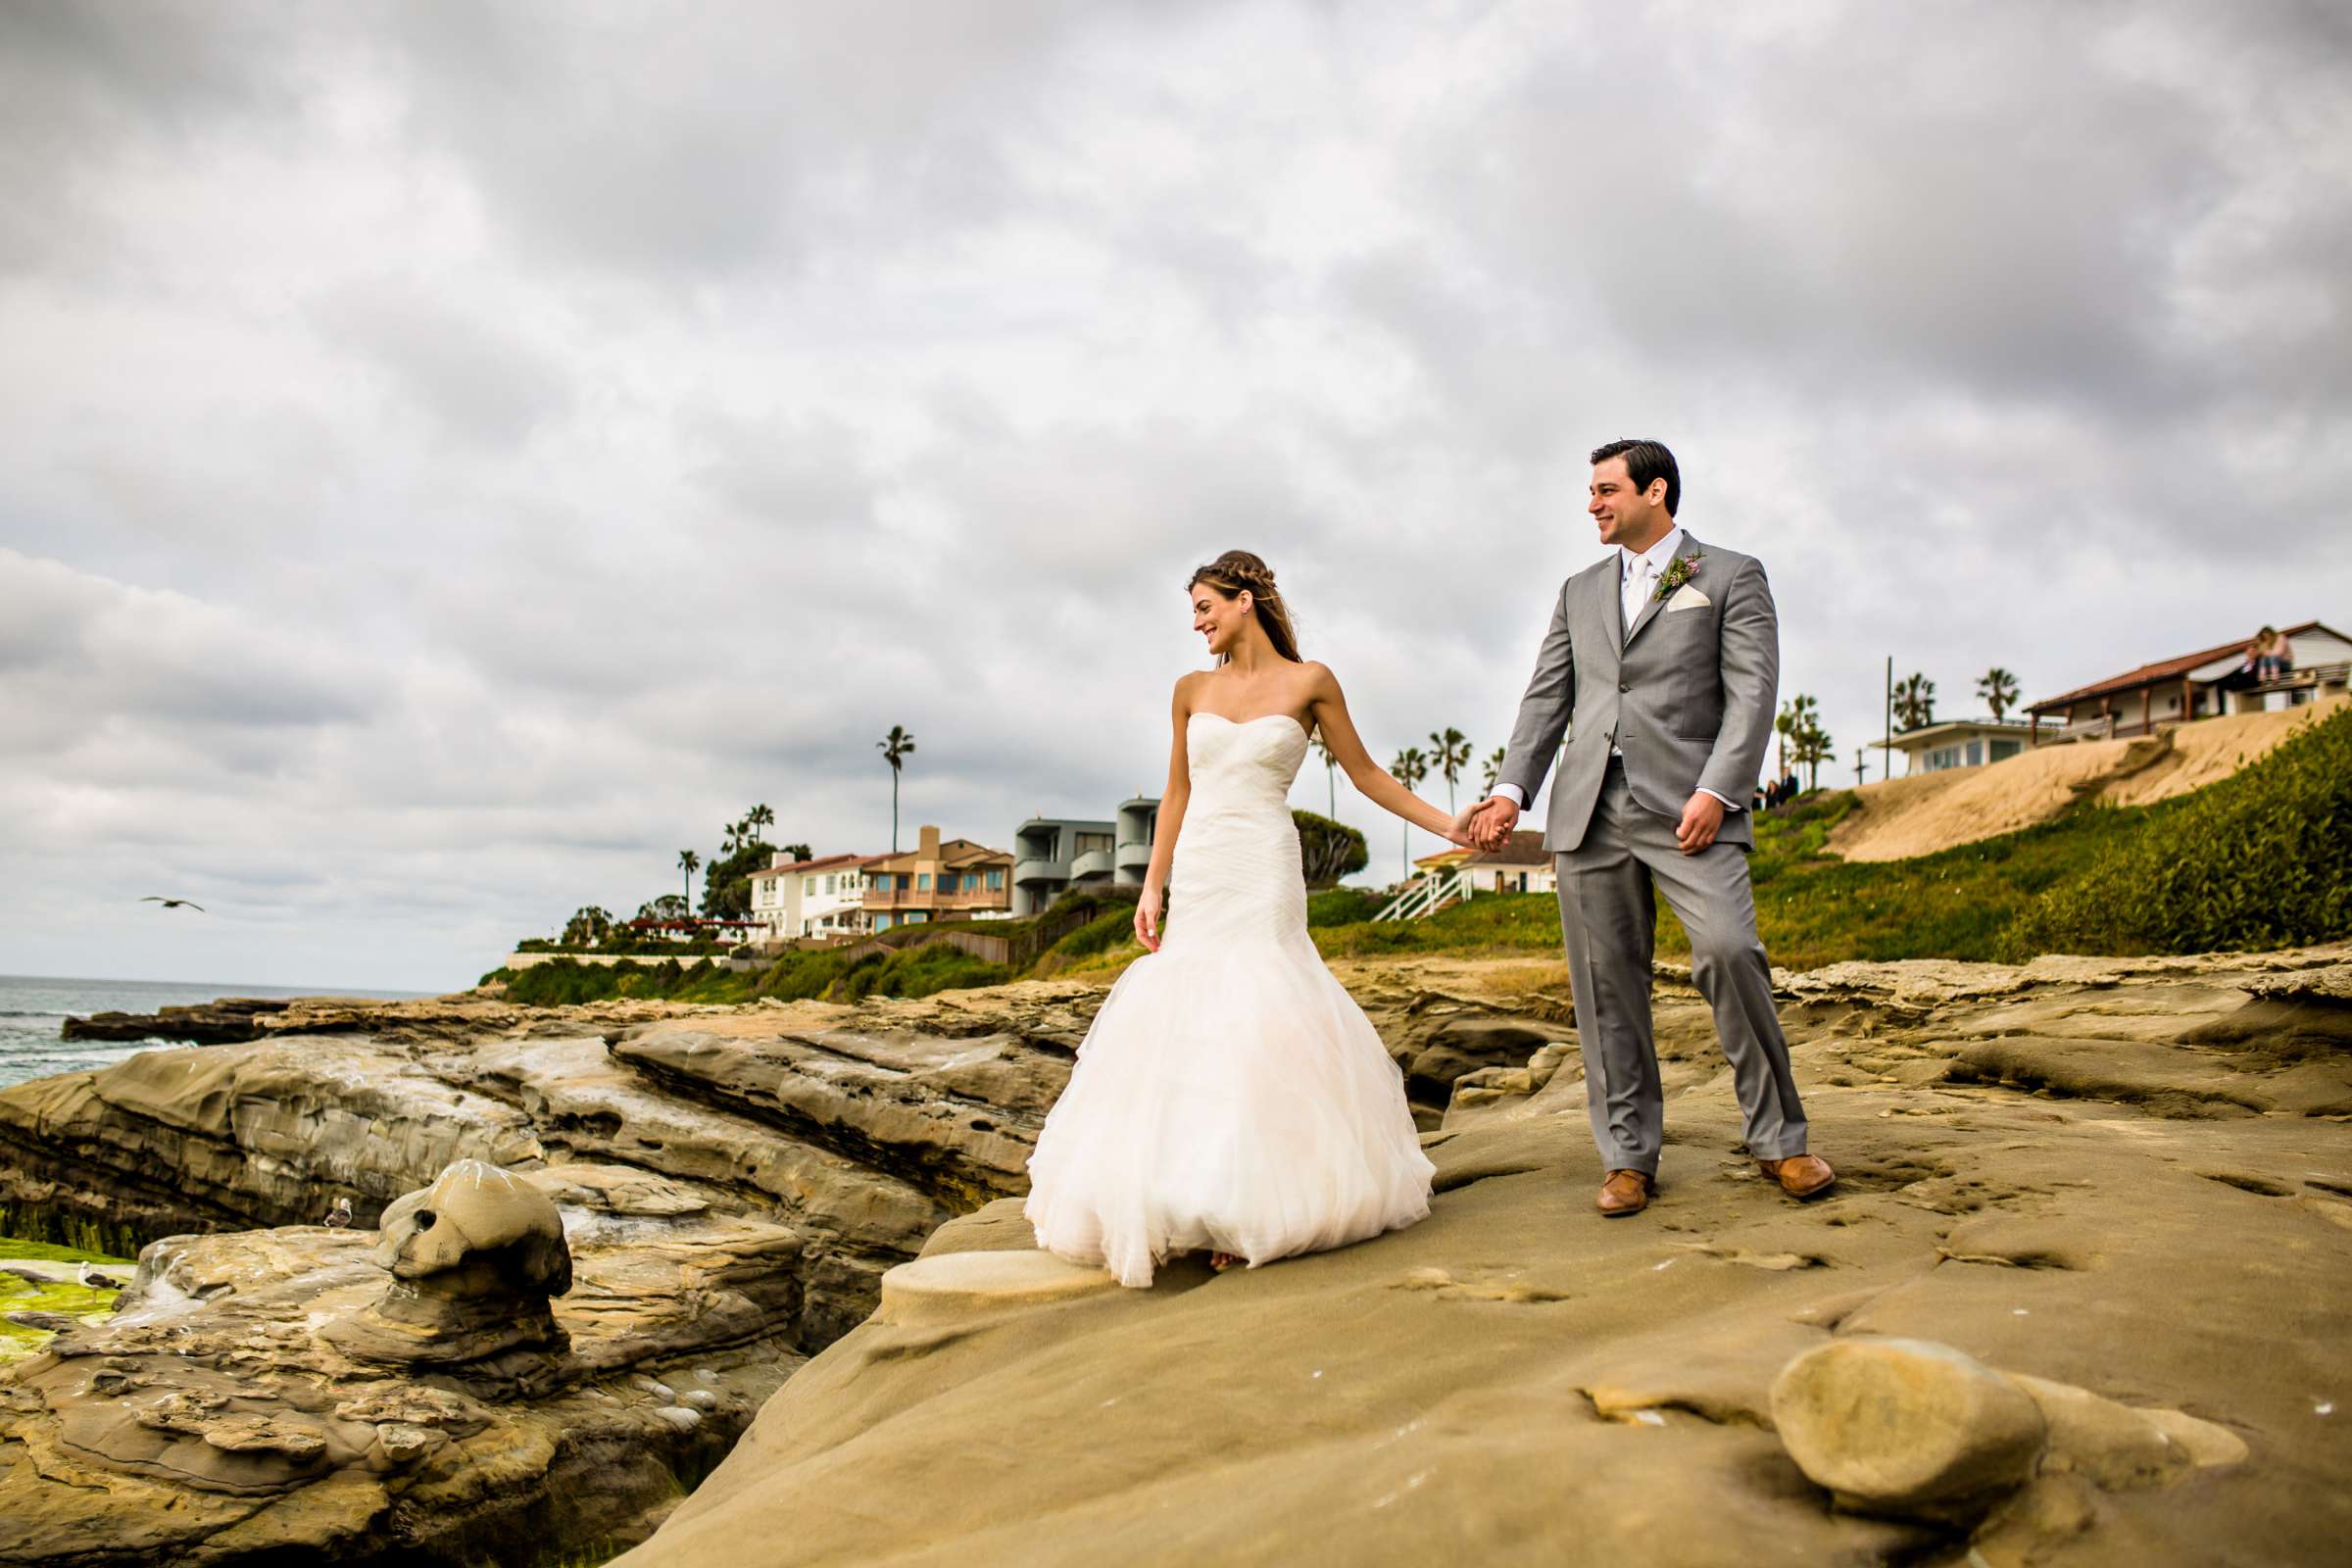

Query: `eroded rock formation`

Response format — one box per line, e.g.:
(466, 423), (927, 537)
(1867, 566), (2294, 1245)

(614, 945), (2352, 1568)
(0, 1159), (803, 1565)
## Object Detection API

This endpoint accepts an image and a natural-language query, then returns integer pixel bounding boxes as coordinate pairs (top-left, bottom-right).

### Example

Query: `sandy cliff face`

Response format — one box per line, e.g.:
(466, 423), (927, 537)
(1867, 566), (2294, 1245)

(615, 948), (2352, 1568)
(1829, 700), (2339, 862)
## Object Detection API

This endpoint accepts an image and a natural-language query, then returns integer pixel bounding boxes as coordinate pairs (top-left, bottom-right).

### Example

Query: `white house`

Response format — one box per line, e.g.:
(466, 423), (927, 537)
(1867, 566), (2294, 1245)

(748, 852), (886, 943)
(1869, 717), (2040, 776)
(1461, 831), (1556, 895)
(2026, 619), (2351, 741)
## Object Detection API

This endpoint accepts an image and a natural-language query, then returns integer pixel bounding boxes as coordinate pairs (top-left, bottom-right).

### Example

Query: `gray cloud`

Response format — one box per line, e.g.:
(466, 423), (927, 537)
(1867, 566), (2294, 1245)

(1, 0), (2346, 990)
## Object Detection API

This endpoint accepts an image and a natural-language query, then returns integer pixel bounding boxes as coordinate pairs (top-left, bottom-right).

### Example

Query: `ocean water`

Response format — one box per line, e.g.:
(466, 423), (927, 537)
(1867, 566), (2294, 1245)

(0, 974), (432, 1091)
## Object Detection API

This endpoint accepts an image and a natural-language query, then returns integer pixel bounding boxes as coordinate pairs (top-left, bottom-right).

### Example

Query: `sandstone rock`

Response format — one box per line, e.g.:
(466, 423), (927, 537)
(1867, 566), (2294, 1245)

(1770, 1338), (2048, 1519)
(875, 1250), (1117, 1327)
(0, 1203), (806, 1567)
(322, 1160), (571, 1365)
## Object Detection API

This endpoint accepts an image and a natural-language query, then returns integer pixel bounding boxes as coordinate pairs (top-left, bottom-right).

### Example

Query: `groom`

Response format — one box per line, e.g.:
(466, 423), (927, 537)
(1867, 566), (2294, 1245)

(1462, 439), (1832, 1217)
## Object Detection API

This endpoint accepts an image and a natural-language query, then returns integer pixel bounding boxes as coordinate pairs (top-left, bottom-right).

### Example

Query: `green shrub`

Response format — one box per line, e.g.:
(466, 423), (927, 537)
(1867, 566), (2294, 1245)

(1306, 887), (1387, 927)
(1051, 906), (1143, 960)
(2007, 705), (2352, 956)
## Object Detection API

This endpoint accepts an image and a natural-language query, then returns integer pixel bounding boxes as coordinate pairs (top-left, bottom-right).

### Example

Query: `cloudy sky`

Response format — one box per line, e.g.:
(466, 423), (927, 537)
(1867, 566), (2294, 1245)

(4, 1), (2347, 992)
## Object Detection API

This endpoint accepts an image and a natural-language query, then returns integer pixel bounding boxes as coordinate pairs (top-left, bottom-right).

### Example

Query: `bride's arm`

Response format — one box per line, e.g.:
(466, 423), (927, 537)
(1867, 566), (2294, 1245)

(1304, 664), (1471, 842)
(1135, 675), (1197, 951)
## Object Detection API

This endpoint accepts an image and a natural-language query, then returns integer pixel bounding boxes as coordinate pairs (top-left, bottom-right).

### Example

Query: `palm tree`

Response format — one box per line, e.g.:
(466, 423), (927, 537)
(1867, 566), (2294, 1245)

(746, 803), (776, 845)
(1893, 672), (1936, 732)
(1480, 746), (1508, 796)
(780, 842), (812, 862)
(676, 849), (701, 909)
(877, 724), (916, 852)
(1390, 746), (1429, 880)
(1792, 718), (1835, 793)
(1977, 667), (2021, 722)
(1778, 694), (1818, 782)
(1427, 727), (1472, 814)
(1775, 701), (1798, 782)
(1311, 730), (1339, 816)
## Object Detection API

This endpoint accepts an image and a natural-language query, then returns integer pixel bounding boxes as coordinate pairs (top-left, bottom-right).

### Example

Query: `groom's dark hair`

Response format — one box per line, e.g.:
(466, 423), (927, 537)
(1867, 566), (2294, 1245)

(1591, 438), (1679, 515)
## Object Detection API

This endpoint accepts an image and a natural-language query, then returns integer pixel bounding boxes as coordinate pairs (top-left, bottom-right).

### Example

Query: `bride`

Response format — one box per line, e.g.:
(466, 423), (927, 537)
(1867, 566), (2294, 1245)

(1024, 550), (1467, 1287)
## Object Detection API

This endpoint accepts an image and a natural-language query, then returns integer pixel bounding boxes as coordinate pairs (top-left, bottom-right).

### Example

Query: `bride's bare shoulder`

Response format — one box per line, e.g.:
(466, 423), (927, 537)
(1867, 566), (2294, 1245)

(1298, 661), (1343, 698)
(1172, 669), (1210, 709)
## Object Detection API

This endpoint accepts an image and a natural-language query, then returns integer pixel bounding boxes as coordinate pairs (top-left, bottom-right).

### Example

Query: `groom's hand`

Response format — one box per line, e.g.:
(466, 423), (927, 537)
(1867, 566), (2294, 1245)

(1467, 796), (1518, 851)
(1675, 791), (1725, 855)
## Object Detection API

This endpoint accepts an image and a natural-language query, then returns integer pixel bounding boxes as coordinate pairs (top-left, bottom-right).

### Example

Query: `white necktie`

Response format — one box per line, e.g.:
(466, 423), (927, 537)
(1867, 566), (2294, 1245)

(1625, 557), (1652, 639)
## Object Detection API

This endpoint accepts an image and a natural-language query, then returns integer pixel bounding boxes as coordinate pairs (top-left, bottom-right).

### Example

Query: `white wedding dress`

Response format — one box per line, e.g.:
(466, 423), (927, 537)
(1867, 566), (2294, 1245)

(1024, 712), (1436, 1287)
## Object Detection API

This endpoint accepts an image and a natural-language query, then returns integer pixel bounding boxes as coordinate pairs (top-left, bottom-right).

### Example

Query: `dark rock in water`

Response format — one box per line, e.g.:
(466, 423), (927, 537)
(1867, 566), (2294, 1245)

(3, 1310), (79, 1332)
(60, 999), (296, 1045)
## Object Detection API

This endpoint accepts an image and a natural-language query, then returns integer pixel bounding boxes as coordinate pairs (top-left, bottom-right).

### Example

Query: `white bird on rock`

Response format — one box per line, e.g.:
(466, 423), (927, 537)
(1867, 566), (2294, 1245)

(324, 1198), (354, 1230)
(75, 1262), (124, 1291)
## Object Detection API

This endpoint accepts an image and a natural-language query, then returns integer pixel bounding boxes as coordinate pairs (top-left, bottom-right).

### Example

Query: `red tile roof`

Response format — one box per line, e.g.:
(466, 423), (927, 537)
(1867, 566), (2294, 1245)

(748, 853), (887, 881)
(2027, 620), (2333, 712)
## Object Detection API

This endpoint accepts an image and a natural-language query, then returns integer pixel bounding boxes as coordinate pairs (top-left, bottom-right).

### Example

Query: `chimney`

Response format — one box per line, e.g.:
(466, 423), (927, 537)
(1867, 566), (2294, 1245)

(918, 824), (941, 858)
(772, 850), (791, 868)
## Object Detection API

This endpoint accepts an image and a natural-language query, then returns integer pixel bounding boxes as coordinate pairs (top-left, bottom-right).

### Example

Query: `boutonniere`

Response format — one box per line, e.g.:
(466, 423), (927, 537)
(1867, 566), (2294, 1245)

(1652, 550), (1703, 602)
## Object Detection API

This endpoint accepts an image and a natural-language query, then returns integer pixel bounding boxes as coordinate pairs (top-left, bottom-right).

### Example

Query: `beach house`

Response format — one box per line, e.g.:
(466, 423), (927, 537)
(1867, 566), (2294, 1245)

(2026, 620), (2351, 742)
(862, 825), (1014, 930)
(1010, 798), (1160, 915)
(748, 852), (887, 942)
(1869, 717), (2041, 775)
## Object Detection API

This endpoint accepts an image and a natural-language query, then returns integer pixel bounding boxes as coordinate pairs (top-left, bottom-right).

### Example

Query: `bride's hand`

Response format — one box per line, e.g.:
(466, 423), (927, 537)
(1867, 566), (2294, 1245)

(1134, 884), (1163, 952)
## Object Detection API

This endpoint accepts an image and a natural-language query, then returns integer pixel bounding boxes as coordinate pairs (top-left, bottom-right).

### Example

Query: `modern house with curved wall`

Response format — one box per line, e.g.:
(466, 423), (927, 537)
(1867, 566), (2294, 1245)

(1012, 797), (1161, 915)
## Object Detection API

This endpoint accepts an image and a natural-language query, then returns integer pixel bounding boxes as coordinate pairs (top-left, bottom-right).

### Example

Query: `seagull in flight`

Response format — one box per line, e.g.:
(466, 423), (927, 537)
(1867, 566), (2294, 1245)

(140, 897), (206, 911)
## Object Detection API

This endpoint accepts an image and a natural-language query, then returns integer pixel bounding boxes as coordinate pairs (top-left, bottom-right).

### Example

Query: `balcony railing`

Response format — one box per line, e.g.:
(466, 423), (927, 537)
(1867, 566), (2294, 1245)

(1012, 857), (1067, 886)
(863, 883), (1009, 911)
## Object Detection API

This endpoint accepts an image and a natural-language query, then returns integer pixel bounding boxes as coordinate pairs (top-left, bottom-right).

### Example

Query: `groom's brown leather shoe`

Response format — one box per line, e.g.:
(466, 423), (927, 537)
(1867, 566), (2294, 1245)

(1596, 1169), (1651, 1216)
(1758, 1153), (1836, 1200)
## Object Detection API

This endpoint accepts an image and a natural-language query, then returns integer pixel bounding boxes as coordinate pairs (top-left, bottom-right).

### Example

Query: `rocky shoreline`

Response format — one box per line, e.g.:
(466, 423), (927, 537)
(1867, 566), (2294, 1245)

(3, 947), (2348, 1564)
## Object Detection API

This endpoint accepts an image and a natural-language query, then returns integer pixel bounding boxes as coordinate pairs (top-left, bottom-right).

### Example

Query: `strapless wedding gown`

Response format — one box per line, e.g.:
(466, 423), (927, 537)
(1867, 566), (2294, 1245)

(1024, 712), (1435, 1287)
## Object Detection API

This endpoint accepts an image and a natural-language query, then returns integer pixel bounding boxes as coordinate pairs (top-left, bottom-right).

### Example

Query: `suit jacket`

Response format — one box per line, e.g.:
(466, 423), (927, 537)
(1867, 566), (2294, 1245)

(1495, 532), (1779, 853)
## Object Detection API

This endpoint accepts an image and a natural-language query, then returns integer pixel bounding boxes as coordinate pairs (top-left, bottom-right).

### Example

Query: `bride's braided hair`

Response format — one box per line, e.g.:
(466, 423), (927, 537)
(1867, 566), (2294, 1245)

(1188, 550), (1303, 664)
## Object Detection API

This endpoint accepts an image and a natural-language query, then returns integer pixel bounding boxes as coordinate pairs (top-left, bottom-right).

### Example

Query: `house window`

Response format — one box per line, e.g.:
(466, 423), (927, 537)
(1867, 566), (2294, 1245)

(906, 911), (927, 924)
(917, 873), (932, 891)
(987, 869), (1004, 889)
(876, 914), (893, 930)
(1965, 740), (1983, 766)
(1990, 740), (2021, 762)
(803, 877), (815, 896)
(823, 874), (836, 894)
(1515, 872), (1528, 893)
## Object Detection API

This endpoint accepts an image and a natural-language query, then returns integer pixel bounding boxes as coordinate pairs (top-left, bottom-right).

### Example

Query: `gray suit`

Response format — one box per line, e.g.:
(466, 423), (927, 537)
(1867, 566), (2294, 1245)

(1495, 532), (1808, 1177)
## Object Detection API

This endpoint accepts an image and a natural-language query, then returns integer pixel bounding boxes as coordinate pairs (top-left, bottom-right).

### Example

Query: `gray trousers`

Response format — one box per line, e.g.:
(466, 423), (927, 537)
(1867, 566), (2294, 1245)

(1552, 765), (1808, 1177)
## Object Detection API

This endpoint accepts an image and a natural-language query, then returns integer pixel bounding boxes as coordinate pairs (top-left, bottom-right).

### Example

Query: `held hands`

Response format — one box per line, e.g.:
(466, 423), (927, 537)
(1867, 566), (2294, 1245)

(1456, 796), (1519, 852)
(1676, 791), (1725, 855)
(1134, 882), (1165, 953)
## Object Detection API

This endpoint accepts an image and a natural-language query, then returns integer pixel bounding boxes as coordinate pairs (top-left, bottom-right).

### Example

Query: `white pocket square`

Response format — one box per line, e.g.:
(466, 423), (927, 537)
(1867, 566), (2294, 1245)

(1666, 584), (1710, 611)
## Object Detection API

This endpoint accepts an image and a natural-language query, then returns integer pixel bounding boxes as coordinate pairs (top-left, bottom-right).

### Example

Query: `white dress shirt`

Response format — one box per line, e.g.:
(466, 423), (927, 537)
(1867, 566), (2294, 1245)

(1491, 524), (1740, 815)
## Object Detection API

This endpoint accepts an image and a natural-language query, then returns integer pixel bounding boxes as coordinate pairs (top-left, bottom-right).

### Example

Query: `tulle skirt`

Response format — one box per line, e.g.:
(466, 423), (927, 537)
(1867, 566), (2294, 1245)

(1023, 924), (1436, 1288)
